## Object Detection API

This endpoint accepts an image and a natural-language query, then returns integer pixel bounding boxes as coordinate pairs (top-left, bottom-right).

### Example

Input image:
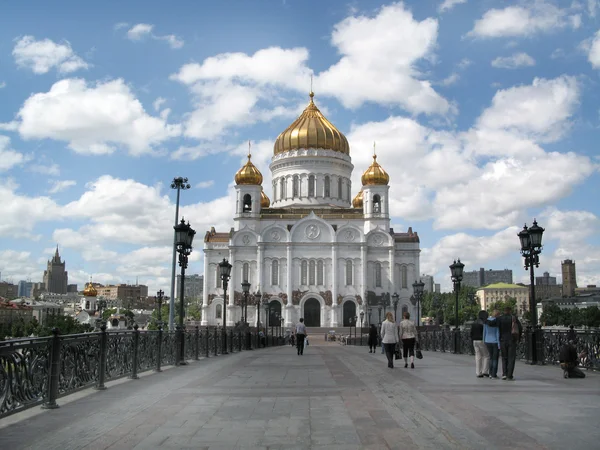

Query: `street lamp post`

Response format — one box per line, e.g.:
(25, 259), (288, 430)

(412, 280), (425, 327)
(348, 316), (353, 342)
(156, 289), (164, 326)
(174, 218), (196, 366)
(218, 258), (232, 355)
(518, 219), (545, 364)
(377, 305), (382, 324)
(169, 177), (190, 331)
(359, 311), (364, 345)
(241, 280), (252, 349)
(354, 315), (358, 343)
(449, 259), (465, 354)
(263, 297), (270, 346)
(392, 293), (399, 321)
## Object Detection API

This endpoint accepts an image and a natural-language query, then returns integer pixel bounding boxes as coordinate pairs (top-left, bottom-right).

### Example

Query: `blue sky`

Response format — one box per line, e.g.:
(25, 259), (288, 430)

(0, 0), (599, 293)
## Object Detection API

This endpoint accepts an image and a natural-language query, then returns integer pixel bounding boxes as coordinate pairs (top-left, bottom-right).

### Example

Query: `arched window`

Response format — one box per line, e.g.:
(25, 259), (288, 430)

(375, 263), (382, 288)
(301, 261), (308, 285)
(309, 260), (316, 285)
(242, 263), (249, 283)
(272, 260), (279, 286)
(373, 194), (381, 213)
(317, 260), (324, 285)
(280, 178), (286, 199)
(293, 175), (299, 197)
(346, 260), (353, 285)
(402, 305), (408, 316)
(216, 267), (222, 288)
(338, 178), (342, 199)
(324, 176), (330, 197)
(308, 175), (315, 197)
(85, 301), (90, 310)
(243, 194), (252, 213)
(216, 304), (222, 319)
(401, 266), (408, 289)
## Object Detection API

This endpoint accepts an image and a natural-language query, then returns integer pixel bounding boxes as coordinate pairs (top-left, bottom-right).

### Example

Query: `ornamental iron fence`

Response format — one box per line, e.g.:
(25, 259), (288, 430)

(0, 325), (283, 419)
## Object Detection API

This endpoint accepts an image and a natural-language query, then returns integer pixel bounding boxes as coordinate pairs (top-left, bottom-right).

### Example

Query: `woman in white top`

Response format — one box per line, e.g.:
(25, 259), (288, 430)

(399, 311), (418, 369)
(380, 312), (399, 369)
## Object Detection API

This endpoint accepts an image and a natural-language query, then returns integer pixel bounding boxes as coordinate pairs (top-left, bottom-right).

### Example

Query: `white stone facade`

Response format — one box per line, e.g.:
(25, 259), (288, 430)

(202, 145), (421, 328)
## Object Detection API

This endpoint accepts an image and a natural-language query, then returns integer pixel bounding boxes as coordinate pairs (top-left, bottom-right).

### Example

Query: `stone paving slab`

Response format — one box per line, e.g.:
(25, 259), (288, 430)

(0, 343), (599, 450)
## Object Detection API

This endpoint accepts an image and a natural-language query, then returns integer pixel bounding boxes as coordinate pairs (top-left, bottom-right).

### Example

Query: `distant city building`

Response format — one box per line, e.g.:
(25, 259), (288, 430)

(0, 282), (19, 299)
(0, 299), (33, 325)
(43, 246), (68, 294)
(67, 284), (78, 293)
(11, 299), (63, 326)
(535, 271), (562, 300)
(475, 282), (529, 315)
(561, 259), (577, 297)
(536, 272), (557, 286)
(537, 294), (600, 322)
(18, 281), (33, 298)
(420, 275), (434, 293)
(463, 268), (513, 288)
(96, 284), (149, 307)
(575, 285), (600, 295)
(434, 284), (441, 293)
(176, 274), (203, 301)
(32, 282), (45, 299)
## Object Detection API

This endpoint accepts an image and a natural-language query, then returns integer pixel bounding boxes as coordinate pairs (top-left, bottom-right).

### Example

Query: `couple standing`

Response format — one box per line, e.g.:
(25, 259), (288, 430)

(380, 311), (418, 369)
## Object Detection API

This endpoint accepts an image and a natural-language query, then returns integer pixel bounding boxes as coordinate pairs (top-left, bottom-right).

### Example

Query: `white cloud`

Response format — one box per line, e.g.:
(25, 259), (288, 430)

(491, 52), (536, 69)
(126, 23), (154, 40)
(12, 35), (89, 74)
(0, 81), (5, 89)
(16, 78), (181, 155)
(126, 23), (184, 49)
(48, 180), (76, 194)
(586, 30), (600, 68)
(0, 136), (29, 171)
(29, 162), (60, 176)
(0, 250), (41, 283)
(469, 2), (580, 38)
(196, 180), (215, 188)
(476, 76), (580, 143)
(438, 0), (467, 13)
(317, 3), (451, 115)
(153, 97), (166, 111)
(113, 22), (129, 31)
(440, 73), (460, 86)
(588, 0), (600, 17)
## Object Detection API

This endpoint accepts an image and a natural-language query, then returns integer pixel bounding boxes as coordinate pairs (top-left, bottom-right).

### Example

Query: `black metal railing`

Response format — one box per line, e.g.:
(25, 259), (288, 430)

(0, 325), (283, 419)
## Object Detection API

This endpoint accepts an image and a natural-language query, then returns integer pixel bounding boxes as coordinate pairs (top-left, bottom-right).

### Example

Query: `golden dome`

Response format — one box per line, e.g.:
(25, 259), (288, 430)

(83, 281), (97, 297)
(352, 190), (363, 208)
(361, 154), (389, 186)
(260, 189), (271, 208)
(273, 92), (349, 155)
(234, 153), (263, 185)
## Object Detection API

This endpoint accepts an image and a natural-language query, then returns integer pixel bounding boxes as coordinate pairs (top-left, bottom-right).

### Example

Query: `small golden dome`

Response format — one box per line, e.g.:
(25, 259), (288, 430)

(83, 281), (97, 297)
(352, 190), (363, 208)
(260, 189), (271, 208)
(273, 92), (349, 155)
(361, 154), (389, 186)
(234, 153), (263, 185)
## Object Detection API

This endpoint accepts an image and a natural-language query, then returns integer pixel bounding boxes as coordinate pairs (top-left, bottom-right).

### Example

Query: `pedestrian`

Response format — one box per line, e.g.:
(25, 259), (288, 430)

(559, 340), (586, 379)
(367, 324), (378, 353)
(484, 310), (501, 379)
(295, 318), (307, 356)
(486, 306), (522, 380)
(399, 311), (418, 369)
(471, 310), (490, 378)
(378, 322), (385, 354)
(566, 324), (577, 343)
(290, 332), (296, 347)
(380, 312), (398, 368)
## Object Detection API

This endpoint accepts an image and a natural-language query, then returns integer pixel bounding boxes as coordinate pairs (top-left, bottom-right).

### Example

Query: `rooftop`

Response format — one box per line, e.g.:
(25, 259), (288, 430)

(479, 282), (528, 290)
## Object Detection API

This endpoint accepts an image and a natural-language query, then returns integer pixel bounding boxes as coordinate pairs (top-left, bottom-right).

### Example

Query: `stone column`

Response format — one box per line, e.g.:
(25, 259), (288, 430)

(331, 245), (338, 327)
(257, 243), (263, 293)
(286, 244), (293, 327)
(201, 250), (209, 326)
(228, 248), (235, 326)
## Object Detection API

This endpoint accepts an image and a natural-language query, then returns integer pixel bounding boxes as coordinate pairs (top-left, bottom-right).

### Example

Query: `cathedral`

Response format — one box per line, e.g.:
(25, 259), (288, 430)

(201, 92), (420, 328)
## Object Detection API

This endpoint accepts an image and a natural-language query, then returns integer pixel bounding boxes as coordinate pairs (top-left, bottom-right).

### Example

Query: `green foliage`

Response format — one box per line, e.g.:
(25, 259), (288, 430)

(487, 297), (518, 315)
(187, 303), (202, 321)
(0, 314), (93, 340)
(540, 304), (600, 328)
(420, 286), (481, 326)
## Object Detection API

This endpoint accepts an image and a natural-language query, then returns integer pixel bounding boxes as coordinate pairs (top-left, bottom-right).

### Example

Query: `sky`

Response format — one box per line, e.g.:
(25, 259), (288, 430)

(0, 0), (599, 295)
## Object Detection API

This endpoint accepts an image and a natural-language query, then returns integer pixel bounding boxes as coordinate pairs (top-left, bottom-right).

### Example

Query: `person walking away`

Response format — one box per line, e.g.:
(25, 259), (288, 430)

(566, 325), (577, 343)
(471, 310), (490, 378)
(399, 311), (418, 369)
(484, 310), (501, 379)
(486, 307), (522, 380)
(380, 312), (398, 368)
(367, 324), (378, 353)
(295, 318), (307, 356)
(559, 340), (586, 379)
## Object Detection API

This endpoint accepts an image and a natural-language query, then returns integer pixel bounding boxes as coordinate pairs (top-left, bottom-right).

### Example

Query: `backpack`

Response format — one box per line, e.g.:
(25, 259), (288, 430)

(511, 315), (520, 337)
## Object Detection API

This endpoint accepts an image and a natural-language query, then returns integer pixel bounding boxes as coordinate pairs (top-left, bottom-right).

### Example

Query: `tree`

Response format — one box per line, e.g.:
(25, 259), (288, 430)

(187, 303), (202, 321)
(540, 303), (566, 326)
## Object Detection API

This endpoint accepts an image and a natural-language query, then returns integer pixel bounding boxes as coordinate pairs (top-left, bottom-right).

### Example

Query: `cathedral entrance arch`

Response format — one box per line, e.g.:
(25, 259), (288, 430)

(342, 301), (357, 326)
(268, 300), (282, 328)
(303, 298), (321, 327)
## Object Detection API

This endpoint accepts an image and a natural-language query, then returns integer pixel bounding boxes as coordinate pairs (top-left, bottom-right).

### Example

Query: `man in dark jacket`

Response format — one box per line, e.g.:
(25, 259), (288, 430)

(486, 307), (522, 380)
(559, 340), (586, 379)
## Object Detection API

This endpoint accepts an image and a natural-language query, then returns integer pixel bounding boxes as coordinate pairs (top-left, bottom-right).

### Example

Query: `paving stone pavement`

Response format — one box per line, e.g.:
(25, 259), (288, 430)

(0, 341), (598, 450)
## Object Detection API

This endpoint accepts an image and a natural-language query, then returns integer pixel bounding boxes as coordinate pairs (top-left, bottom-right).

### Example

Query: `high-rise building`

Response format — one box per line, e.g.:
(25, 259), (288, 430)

(18, 280), (33, 297)
(67, 284), (78, 293)
(0, 282), (18, 299)
(96, 284), (149, 306)
(462, 268), (513, 288)
(536, 272), (556, 286)
(561, 259), (577, 297)
(176, 274), (203, 301)
(43, 246), (68, 294)
(434, 284), (441, 293)
(420, 275), (434, 293)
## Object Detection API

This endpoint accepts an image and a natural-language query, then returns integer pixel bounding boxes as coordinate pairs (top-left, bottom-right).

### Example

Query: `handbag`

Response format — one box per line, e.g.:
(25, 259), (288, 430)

(415, 341), (423, 360)
(394, 343), (402, 360)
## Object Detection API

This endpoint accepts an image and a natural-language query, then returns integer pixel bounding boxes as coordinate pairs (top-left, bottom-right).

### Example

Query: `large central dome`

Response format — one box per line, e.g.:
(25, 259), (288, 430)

(273, 92), (349, 155)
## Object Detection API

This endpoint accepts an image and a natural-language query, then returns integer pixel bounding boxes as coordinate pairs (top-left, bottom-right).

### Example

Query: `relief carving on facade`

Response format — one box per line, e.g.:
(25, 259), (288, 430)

(292, 289), (307, 305)
(320, 290), (332, 306)
(337, 294), (343, 305)
(355, 294), (363, 305)
(207, 294), (216, 306)
(278, 292), (288, 305)
(233, 290), (244, 306)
